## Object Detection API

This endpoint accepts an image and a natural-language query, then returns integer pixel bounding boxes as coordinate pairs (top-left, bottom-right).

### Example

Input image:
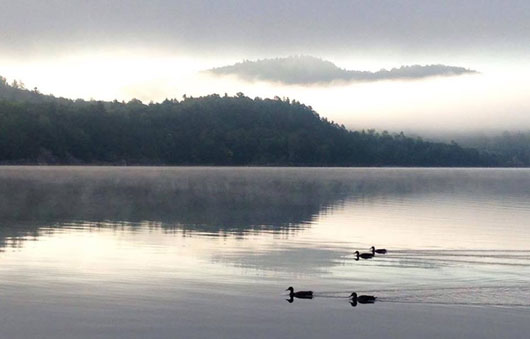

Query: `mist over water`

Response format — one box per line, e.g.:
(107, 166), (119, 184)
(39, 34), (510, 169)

(1, 167), (530, 338)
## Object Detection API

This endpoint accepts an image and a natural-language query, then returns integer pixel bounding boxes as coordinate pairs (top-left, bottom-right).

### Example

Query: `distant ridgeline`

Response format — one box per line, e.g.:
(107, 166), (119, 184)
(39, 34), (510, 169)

(0, 76), (513, 166)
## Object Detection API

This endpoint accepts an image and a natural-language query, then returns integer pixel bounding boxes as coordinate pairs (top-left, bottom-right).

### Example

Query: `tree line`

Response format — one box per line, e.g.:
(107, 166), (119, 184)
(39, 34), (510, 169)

(0, 76), (509, 166)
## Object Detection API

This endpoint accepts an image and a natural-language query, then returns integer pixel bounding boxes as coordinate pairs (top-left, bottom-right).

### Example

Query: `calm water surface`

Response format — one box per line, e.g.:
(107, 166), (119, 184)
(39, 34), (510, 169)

(1, 167), (529, 338)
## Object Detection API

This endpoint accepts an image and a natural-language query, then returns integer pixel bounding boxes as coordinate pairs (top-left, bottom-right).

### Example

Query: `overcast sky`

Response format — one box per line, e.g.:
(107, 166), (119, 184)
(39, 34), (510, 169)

(1, 0), (529, 133)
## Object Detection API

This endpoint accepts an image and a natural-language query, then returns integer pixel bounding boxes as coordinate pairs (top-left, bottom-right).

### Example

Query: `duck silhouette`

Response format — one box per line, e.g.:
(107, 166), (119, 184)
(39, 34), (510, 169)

(349, 292), (376, 305)
(286, 286), (313, 299)
(354, 250), (374, 260)
(371, 246), (387, 255)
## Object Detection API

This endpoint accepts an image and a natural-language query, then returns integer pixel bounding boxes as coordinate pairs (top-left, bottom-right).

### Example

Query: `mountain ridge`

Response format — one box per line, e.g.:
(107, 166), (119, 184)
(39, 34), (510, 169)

(0, 76), (509, 167)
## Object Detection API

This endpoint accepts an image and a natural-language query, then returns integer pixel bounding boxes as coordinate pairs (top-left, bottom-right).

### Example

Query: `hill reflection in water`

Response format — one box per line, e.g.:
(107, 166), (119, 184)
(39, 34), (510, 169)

(1, 166), (529, 250)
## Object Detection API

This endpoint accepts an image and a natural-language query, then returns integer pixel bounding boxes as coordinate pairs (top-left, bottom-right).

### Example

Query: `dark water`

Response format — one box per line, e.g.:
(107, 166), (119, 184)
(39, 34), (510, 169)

(1, 167), (529, 338)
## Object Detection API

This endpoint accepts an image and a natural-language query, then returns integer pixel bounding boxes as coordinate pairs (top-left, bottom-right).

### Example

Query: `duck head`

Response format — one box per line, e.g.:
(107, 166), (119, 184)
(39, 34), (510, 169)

(286, 286), (294, 293)
(349, 292), (357, 299)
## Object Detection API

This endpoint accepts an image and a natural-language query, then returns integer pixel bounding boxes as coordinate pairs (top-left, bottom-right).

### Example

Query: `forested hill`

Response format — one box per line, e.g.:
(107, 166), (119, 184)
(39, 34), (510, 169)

(0, 77), (500, 166)
(456, 132), (530, 167)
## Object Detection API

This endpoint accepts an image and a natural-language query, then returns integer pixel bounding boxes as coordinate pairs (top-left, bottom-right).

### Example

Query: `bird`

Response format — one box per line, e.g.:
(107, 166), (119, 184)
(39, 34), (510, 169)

(349, 292), (376, 304)
(286, 286), (313, 299)
(354, 250), (374, 260)
(371, 246), (387, 255)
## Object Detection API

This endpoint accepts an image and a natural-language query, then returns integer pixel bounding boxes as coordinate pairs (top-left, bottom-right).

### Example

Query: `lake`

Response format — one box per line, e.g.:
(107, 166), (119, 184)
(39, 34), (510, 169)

(1, 166), (529, 338)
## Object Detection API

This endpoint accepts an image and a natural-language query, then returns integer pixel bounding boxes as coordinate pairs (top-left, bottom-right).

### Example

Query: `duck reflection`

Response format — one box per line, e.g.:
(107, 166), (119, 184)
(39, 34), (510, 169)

(285, 294), (315, 303)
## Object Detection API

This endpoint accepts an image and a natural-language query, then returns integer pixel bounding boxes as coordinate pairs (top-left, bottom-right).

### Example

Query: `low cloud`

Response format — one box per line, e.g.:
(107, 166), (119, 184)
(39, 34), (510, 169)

(207, 56), (477, 85)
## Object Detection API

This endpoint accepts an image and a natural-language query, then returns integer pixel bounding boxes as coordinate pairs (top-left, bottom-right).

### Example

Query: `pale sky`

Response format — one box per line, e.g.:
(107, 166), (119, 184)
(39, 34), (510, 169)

(1, 0), (529, 133)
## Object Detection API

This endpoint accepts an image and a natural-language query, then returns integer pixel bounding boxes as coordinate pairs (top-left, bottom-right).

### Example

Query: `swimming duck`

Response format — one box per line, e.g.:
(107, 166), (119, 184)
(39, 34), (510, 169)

(371, 246), (387, 255)
(354, 250), (374, 260)
(286, 286), (313, 299)
(349, 292), (376, 304)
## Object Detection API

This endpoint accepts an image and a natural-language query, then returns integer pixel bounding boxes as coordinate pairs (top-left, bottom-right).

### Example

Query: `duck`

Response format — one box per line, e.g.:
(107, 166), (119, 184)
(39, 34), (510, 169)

(354, 250), (374, 260)
(371, 246), (387, 255)
(286, 286), (313, 299)
(349, 292), (376, 304)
